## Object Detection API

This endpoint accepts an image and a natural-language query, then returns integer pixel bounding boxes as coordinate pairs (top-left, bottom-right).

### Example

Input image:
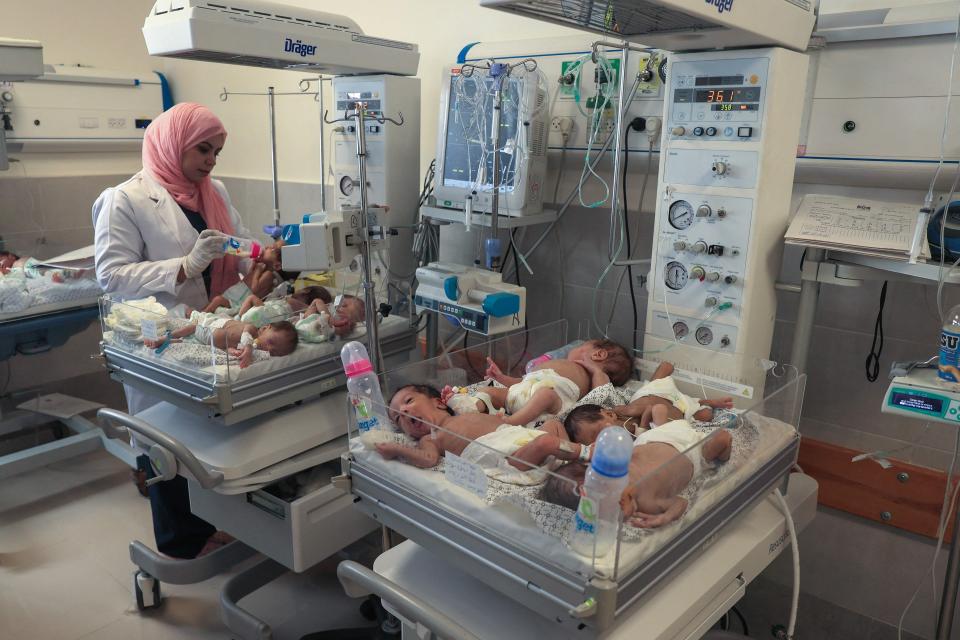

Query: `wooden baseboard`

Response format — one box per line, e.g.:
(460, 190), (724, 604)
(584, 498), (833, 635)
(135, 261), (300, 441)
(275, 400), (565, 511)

(799, 437), (958, 540)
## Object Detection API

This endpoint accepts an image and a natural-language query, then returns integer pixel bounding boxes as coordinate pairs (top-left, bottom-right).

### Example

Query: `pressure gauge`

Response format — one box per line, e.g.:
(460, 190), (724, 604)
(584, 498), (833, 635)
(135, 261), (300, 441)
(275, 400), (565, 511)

(668, 200), (694, 230)
(339, 175), (356, 196)
(696, 326), (714, 345)
(664, 261), (689, 291)
(673, 321), (689, 339)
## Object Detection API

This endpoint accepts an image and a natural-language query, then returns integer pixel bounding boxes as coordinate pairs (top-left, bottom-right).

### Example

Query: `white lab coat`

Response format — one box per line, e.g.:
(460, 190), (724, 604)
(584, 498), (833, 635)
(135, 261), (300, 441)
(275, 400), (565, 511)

(92, 171), (254, 413)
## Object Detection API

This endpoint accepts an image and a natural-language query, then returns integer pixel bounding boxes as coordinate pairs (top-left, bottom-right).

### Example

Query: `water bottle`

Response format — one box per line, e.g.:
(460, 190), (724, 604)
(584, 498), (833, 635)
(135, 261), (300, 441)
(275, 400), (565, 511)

(223, 236), (262, 260)
(341, 341), (389, 433)
(569, 426), (633, 557)
(940, 304), (960, 385)
(526, 340), (586, 373)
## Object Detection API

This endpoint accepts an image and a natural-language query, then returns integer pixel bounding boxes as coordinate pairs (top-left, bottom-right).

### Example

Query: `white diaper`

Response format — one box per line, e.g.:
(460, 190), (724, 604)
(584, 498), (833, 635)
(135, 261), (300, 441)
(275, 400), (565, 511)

(221, 280), (253, 310)
(188, 310), (230, 345)
(446, 388), (499, 416)
(460, 424), (549, 485)
(506, 369), (581, 422)
(633, 419), (706, 476)
(630, 376), (702, 421)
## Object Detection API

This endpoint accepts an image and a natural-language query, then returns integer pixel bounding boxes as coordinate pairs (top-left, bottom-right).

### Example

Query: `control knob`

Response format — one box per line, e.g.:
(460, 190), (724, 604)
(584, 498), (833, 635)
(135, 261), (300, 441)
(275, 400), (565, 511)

(696, 205), (712, 218)
(712, 161), (728, 176)
(720, 336), (731, 348)
(706, 272), (720, 282)
(690, 266), (706, 280)
(705, 297), (718, 307)
(671, 126), (686, 136)
(724, 275), (738, 285)
(691, 241), (707, 254)
(673, 241), (688, 252)
(0, 91), (12, 103)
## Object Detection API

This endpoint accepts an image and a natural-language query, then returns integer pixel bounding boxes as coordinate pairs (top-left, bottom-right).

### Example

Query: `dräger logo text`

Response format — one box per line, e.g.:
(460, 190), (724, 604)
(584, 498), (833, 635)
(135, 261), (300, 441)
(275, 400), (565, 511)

(705, 0), (735, 14)
(284, 38), (317, 57)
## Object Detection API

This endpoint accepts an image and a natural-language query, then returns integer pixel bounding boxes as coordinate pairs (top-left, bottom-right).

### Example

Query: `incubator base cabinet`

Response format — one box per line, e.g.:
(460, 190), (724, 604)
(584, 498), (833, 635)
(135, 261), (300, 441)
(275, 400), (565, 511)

(373, 473), (817, 639)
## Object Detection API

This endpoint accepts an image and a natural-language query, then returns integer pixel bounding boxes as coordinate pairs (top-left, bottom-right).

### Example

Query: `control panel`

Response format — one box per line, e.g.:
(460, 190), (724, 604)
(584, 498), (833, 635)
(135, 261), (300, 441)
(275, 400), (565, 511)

(645, 48), (809, 395)
(331, 75), (421, 281)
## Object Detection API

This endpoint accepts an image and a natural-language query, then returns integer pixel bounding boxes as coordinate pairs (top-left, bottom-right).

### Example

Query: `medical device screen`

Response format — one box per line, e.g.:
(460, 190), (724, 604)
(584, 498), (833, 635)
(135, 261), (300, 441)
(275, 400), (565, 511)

(890, 391), (944, 414)
(442, 75), (522, 192)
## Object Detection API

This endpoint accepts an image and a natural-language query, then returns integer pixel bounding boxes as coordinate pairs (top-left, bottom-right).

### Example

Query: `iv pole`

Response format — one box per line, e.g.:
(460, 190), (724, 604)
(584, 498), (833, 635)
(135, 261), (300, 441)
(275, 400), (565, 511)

(324, 103), (405, 373)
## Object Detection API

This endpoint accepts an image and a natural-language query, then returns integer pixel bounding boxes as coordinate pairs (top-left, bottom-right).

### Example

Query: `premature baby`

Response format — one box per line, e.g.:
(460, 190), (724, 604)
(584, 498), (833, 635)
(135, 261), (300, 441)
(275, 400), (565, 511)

(376, 385), (573, 481)
(614, 361), (733, 429)
(543, 404), (733, 529)
(202, 241), (298, 314)
(144, 314), (298, 368)
(0, 251), (86, 282)
(480, 339), (634, 426)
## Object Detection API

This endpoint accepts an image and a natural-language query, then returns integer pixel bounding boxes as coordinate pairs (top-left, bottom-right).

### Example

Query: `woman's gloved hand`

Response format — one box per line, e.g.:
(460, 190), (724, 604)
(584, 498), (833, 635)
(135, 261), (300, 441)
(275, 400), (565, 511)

(182, 229), (228, 278)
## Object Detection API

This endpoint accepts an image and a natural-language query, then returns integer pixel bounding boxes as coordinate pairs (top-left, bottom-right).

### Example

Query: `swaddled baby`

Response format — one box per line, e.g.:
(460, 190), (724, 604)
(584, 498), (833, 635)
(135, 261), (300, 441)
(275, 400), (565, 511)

(481, 339), (633, 426)
(0, 251), (86, 282)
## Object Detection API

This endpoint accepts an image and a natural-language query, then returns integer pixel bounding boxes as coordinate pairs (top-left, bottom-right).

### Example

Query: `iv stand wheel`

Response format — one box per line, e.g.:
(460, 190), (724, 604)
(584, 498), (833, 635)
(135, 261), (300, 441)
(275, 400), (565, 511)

(134, 569), (162, 611)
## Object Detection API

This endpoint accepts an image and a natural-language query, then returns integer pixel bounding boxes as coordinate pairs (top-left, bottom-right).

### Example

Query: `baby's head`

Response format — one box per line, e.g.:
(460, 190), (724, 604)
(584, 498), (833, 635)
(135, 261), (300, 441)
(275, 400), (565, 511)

(260, 240), (301, 281)
(292, 285), (333, 306)
(568, 339), (633, 386)
(336, 294), (366, 324)
(564, 404), (622, 445)
(388, 384), (454, 439)
(540, 462), (588, 510)
(0, 251), (20, 274)
(257, 320), (299, 356)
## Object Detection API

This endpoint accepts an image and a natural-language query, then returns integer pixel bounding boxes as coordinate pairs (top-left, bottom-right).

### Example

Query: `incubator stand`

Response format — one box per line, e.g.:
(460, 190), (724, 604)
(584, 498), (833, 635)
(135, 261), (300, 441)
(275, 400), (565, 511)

(98, 294), (416, 424)
(341, 322), (806, 635)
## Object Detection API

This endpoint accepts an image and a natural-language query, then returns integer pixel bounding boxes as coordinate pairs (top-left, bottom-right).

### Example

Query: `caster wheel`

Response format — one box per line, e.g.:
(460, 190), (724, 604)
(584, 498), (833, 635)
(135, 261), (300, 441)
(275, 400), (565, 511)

(134, 570), (161, 610)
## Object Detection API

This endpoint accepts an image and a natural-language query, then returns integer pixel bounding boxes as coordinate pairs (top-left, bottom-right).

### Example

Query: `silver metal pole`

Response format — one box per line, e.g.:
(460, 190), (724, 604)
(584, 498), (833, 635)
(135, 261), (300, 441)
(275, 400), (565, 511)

(937, 511), (960, 639)
(489, 75), (503, 271)
(317, 76), (326, 212)
(609, 44), (630, 260)
(267, 86), (280, 227)
(353, 105), (382, 372)
(790, 248), (824, 374)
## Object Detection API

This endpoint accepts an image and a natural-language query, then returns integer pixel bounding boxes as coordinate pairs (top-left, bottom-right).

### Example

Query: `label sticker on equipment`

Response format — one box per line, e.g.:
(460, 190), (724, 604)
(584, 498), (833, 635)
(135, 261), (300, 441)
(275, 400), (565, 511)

(140, 319), (160, 340)
(444, 452), (488, 499)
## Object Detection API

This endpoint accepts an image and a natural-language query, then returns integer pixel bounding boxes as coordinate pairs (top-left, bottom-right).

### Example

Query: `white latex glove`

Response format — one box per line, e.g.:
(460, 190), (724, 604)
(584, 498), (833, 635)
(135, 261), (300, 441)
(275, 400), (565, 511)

(182, 229), (228, 279)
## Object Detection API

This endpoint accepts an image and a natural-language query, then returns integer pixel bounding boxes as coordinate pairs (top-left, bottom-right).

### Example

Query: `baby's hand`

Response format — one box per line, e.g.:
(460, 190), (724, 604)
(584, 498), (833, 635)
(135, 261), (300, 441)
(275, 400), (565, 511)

(440, 385), (456, 404)
(485, 357), (504, 381)
(575, 357), (603, 373)
(375, 442), (402, 460)
(143, 337), (168, 349)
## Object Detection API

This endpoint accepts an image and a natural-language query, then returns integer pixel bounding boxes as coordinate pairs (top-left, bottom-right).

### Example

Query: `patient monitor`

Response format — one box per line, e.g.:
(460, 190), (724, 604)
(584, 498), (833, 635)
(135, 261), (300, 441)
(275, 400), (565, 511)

(414, 262), (525, 335)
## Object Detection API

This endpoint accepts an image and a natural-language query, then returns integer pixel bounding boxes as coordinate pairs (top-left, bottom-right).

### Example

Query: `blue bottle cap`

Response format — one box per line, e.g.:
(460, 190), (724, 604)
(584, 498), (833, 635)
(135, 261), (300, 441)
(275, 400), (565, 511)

(590, 426), (632, 478)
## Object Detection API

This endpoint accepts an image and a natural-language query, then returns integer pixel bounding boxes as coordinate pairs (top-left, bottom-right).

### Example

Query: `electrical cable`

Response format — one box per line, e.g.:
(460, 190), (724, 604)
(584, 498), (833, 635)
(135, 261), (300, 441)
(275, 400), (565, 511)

(622, 126), (639, 352)
(924, 3), (960, 212)
(865, 281), (888, 383)
(773, 489), (800, 640)
(462, 330), (485, 379)
(731, 606), (750, 636)
(509, 229), (530, 372)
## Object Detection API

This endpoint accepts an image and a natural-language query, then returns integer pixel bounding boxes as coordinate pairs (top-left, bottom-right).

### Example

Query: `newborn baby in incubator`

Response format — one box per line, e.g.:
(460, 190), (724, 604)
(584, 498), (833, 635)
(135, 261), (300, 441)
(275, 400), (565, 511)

(615, 361), (734, 428)
(543, 404), (733, 529)
(376, 385), (574, 480)
(143, 313), (298, 368)
(475, 339), (634, 426)
(0, 251), (87, 282)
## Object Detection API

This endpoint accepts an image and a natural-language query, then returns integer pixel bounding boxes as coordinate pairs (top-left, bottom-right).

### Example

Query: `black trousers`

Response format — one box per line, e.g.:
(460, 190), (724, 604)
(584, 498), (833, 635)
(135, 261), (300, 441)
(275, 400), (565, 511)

(137, 455), (216, 559)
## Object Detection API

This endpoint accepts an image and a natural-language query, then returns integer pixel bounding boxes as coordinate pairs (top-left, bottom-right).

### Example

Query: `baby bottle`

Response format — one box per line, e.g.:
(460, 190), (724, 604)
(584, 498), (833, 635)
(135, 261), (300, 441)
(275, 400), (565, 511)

(341, 341), (389, 433)
(569, 425), (632, 557)
(223, 236), (262, 260)
(940, 303), (960, 385)
(526, 340), (586, 373)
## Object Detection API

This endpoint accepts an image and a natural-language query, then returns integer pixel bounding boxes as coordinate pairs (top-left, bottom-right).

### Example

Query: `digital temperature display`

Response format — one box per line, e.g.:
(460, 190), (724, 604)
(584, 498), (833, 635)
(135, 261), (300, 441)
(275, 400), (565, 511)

(674, 87), (761, 104)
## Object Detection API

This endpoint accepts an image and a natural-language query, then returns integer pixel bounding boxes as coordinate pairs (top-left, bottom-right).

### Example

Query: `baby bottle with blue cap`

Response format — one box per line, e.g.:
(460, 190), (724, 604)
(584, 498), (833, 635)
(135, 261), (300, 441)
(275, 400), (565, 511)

(569, 425), (633, 557)
(341, 341), (389, 433)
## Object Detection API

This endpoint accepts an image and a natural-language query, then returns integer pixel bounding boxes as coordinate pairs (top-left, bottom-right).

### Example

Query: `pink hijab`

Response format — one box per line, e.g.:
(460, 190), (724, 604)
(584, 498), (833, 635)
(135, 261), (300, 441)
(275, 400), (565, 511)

(142, 102), (240, 298)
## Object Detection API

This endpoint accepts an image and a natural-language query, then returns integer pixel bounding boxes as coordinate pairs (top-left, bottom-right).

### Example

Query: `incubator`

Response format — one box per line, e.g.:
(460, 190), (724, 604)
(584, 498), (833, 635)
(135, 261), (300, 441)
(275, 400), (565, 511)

(340, 320), (805, 635)
(98, 291), (415, 424)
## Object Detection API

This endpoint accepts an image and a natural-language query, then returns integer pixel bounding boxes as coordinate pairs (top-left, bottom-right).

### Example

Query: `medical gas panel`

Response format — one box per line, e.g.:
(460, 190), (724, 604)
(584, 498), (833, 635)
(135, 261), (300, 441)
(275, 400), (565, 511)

(331, 75), (420, 280)
(646, 48), (809, 395)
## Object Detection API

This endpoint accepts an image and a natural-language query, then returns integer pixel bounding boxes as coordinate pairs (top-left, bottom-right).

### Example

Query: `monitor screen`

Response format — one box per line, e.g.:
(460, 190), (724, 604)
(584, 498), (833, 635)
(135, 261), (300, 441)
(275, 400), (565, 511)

(442, 75), (522, 192)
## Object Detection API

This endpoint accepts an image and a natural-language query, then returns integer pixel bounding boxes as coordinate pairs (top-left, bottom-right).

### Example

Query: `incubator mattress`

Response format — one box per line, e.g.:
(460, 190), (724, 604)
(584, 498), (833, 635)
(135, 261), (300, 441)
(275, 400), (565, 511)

(0, 276), (102, 320)
(351, 407), (797, 578)
(103, 314), (409, 384)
